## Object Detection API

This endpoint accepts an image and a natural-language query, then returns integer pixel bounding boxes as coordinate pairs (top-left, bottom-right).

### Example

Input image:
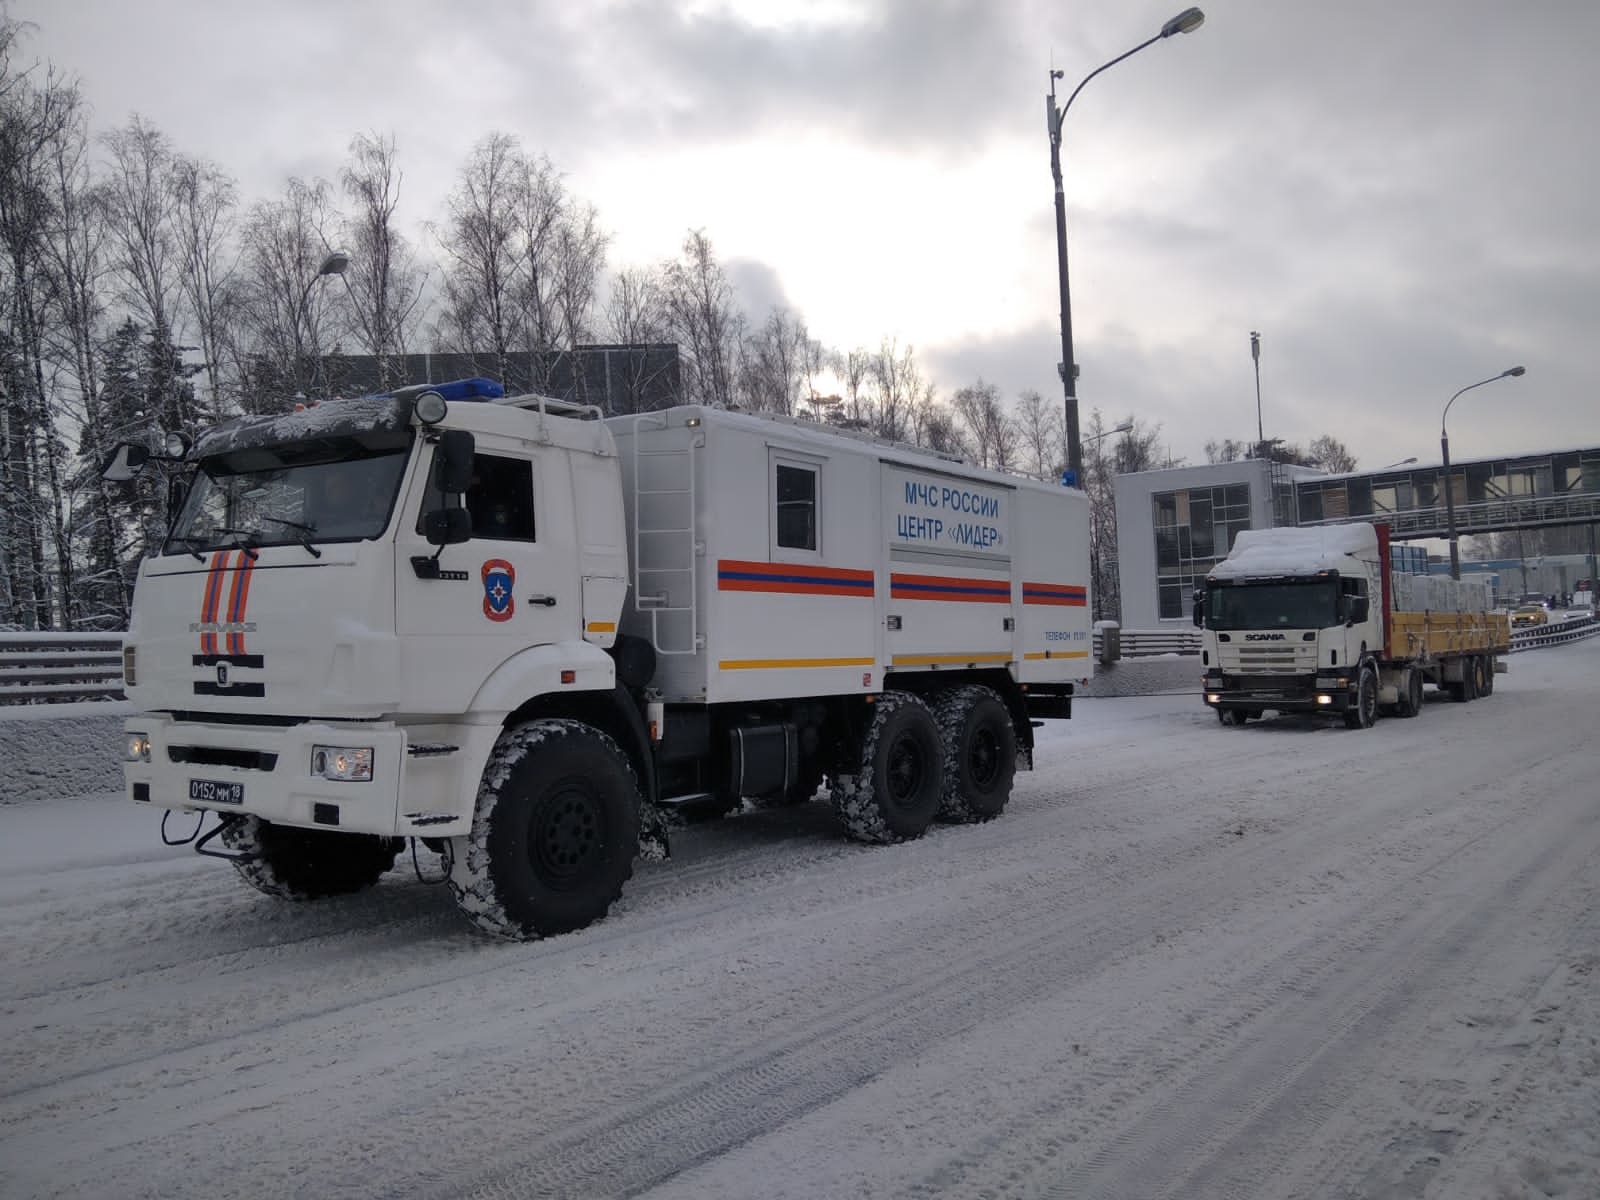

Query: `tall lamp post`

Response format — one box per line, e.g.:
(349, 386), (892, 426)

(296, 248), (351, 398)
(1049, 7), (1204, 487)
(1250, 330), (1263, 448)
(1441, 365), (1525, 579)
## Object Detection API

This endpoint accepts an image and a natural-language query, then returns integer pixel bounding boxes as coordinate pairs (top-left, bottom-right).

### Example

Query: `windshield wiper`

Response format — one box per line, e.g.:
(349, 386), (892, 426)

(211, 527), (262, 561)
(166, 533), (207, 562)
(255, 516), (323, 559)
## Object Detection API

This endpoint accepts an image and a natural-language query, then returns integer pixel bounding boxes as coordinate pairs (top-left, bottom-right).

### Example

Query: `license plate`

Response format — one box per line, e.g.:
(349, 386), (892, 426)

(189, 778), (245, 805)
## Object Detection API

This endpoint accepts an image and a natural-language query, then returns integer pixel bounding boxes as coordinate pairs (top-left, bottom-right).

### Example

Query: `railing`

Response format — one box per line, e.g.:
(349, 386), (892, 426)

(1508, 612), (1600, 652)
(1095, 627), (1203, 658)
(0, 632), (126, 705)
(3, 618), (1586, 706)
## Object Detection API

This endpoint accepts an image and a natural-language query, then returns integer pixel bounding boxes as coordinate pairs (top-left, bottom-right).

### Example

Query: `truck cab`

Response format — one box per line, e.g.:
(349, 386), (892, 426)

(114, 379), (638, 847)
(1198, 548), (1378, 726)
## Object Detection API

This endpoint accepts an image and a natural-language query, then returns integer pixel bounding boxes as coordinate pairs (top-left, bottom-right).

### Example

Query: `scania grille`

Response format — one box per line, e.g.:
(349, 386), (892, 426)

(1223, 645), (1317, 674)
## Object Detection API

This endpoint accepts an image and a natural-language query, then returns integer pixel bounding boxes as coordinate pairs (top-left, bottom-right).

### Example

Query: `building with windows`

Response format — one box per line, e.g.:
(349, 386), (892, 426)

(1114, 446), (1600, 627)
(1113, 458), (1326, 628)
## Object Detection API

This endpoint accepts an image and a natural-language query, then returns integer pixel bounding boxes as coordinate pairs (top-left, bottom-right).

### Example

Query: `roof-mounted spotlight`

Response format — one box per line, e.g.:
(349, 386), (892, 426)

(413, 391), (449, 425)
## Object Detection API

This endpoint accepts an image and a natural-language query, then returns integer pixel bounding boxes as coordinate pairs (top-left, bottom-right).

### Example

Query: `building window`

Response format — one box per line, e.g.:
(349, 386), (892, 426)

(1152, 483), (1254, 619)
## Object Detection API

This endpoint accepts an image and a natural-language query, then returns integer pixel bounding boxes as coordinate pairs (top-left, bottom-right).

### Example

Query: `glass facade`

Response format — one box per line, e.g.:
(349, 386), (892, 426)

(1153, 483), (1252, 619)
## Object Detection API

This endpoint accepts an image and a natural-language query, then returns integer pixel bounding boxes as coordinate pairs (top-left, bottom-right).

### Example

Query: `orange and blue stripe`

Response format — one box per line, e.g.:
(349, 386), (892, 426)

(890, 572), (1010, 604)
(198, 551), (232, 655)
(717, 559), (875, 597)
(224, 553), (257, 654)
(1022, 582), (1087, 607)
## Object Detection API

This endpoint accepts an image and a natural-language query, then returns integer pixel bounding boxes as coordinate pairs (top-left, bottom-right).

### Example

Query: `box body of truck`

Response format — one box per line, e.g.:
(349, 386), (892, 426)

(1198, 522), (1510, 727)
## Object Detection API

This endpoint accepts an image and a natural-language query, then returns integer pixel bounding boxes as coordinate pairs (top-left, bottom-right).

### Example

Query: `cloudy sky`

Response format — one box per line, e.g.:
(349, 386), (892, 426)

(12, 0), (1597, 469)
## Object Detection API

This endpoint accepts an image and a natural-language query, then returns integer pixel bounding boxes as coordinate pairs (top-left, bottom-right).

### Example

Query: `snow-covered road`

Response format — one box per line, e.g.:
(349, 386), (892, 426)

(2, 642), (1597, 1199)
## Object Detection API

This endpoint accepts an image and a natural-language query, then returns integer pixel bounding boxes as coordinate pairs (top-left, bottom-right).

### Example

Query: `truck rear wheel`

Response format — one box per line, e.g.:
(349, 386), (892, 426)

(221, 816), (403, 901)
(933, 685), (1016, 823)
(1394, 667), (1424, 718)
(1343, 665), (1378, 729)
(448, 719), (641, 940)
(1474, 656), (1492, 697)
(830, 691), (943, 844)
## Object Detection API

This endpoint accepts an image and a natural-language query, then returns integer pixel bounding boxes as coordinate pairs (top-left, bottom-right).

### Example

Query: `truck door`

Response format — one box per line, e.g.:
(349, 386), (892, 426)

(395, 440), (579, 670)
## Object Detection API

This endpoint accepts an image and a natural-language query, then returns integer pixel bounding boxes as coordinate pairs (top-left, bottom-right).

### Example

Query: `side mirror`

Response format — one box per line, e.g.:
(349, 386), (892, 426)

(424, 507), (472, 546)
(1192, 589), (1205, 628)
(433, 430), (475, 495)
(102, 443), (151, 483)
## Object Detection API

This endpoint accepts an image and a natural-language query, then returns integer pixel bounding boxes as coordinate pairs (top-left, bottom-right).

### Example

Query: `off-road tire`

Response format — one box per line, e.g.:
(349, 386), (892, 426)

(829, 691), (943, 844)
(1343, 664), (1378, 729)
(932, 685), (1017, 823)
(448, 719), (641, 941)
(221, 816), (402, 901)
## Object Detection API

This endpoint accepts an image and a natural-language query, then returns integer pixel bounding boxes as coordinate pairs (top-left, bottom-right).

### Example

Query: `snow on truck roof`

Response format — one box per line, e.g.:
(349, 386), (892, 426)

(1207, 523), (1378, 580)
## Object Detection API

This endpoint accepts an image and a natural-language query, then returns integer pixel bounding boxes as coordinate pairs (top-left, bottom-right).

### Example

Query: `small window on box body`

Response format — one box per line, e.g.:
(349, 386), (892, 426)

(774, 461), (818, 552)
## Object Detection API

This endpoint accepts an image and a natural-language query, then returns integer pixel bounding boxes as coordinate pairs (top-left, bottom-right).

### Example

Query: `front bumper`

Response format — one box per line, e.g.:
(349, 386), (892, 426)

(1201, 672), (1357, 714)
(122, 714), (501, 837)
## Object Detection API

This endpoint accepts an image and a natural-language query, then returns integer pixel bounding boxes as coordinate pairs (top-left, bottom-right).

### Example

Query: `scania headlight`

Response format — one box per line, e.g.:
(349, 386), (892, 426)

(124, 732), (151, 762)
(311, 745), (374, 782)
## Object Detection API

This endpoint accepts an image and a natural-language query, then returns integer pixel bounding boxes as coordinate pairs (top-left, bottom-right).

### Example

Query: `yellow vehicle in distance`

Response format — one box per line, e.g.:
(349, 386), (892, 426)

(1512, 603), (1549, 628)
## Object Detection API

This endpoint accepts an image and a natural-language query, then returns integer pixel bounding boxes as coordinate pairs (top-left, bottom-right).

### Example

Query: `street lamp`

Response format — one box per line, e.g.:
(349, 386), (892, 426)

(1381, 456), (1418, 470)
(1048, 7), (1204, 487)
(1084, 419), (1135, 450)
(1441, 365), (1525, 579)
(296, 249), (351, 398)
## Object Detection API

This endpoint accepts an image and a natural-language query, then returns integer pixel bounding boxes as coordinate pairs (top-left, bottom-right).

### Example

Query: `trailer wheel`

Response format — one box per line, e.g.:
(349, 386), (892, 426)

(448, 719), (641, 940)
(221, 817), (402, 901)
(1473, 656), (1492, 697)
(1217, 707), (1248, 727)
(1453, 658), (1479, 703)
(933, 685), (1017, 823)
(830, 691), (943, 844)
(1343, 665), (1378, 729)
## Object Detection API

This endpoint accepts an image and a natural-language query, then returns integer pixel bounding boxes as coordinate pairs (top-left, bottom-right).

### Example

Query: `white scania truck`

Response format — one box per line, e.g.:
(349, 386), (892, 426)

(105, 380), (1091, 939)
(1196, 521), (1510, 728)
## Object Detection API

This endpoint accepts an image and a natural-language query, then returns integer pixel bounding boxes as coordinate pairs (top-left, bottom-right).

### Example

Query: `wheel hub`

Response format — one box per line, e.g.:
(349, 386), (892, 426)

(529, 786), (604, 886)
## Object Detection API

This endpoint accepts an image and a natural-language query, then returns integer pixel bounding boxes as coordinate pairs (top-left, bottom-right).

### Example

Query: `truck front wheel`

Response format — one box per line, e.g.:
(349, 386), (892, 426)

(448, 719), (641, 940)
(1343, 665), (1378, 729)
(830, 691), (943, 844)
(221, 816), (403, 901)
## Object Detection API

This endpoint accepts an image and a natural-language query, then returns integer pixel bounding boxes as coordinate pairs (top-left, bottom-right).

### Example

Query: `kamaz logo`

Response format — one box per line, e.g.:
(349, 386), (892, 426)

(1244, 633), (1288, 641)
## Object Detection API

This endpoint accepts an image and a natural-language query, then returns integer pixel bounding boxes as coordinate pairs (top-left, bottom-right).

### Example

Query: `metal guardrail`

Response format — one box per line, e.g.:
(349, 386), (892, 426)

(1, 618), (1586, 705)
(1507, 612), (1600, 652)
(0, 632), (126, 705)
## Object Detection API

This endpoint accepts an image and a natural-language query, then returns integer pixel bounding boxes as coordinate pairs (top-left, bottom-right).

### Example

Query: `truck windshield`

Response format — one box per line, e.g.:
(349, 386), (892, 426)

(1209, 580), (1339, 631)
(165, 433), (411, 554)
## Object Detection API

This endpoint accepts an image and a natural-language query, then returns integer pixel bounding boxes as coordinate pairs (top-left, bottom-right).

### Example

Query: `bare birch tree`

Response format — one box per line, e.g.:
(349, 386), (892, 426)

(340, 131), (425, 392)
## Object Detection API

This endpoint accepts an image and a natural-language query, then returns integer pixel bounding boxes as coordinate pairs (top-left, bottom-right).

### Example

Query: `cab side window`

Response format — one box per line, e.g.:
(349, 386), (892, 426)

(418, 451), (536, 541)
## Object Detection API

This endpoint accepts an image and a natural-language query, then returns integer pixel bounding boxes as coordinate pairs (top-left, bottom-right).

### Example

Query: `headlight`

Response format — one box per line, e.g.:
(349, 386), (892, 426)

(311, 745), (374, 782)
(1316, 695), (1334, 706)
(124, 732), (151, 762)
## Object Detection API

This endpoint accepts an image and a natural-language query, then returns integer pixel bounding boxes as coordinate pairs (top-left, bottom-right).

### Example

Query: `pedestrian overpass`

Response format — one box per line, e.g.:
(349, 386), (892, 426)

(1292, 446), (1600, 544)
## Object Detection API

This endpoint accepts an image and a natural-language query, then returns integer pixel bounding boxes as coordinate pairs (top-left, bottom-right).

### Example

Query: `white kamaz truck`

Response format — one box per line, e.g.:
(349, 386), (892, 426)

(1196, 521), (1509, 729)
(105, 380), (1091, 939)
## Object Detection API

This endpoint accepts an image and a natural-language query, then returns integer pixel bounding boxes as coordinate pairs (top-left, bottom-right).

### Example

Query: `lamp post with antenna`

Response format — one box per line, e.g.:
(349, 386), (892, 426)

(1048, 7), (1204, 487)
